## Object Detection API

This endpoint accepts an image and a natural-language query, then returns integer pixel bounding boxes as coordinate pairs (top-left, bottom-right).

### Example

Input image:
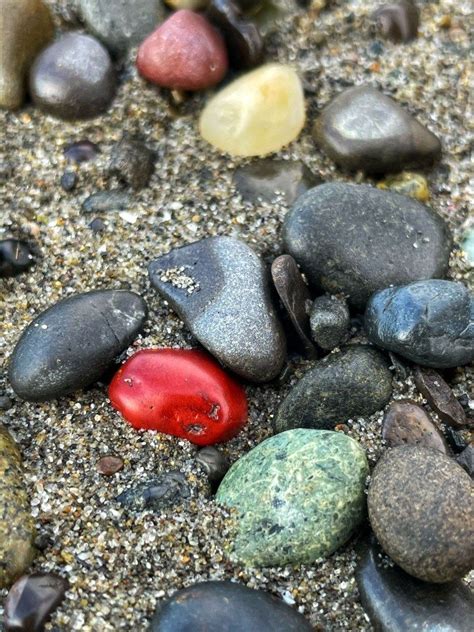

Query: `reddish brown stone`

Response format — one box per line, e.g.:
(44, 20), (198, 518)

(414, 367), (468, 429)
(96, 455), (124, 476)
(382, 399), (448, 454)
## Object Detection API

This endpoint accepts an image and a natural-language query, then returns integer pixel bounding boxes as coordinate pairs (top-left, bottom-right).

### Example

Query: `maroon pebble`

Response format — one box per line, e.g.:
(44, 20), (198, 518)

(96, 455), (124, 476)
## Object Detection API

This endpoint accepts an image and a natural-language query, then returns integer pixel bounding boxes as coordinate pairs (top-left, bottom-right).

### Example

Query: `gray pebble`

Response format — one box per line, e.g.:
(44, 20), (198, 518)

(117, 472), (190, 511)
(82, 190), (131, 213)
(109, 137), (155, 190)
(310, 294), (350, 351)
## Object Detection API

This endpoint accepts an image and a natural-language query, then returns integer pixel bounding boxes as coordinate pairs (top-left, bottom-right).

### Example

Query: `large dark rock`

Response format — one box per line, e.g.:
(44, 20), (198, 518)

(9, 290), (147, 401)
(282, 183), (451, 309)
(151, 581), (313, 631)
(356, 536), (474, 632)
(148, 236), (286, 383)
(368, 445), (474, 583)
(274, 345), (392, 433)
(313, 86), (441, 174)
(365, 280), (474, 368)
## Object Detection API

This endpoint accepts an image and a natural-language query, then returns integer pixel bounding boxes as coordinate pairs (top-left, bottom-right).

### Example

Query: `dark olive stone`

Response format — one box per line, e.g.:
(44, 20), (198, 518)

(309, 294), (350, 351)
(368, 445), (474, 583)
(207, 0), (264, 69)
(4, 573), (68, 632)
(151, 581), (313, 631)
(356, 535), (474, 632)
(29, 33), (117, 120)
(365, 280), (474, 368)
(271, 254), (316, 357)
(117, 471), (190, 511)
(9, 290), (147, 401)
(414, 367), (468, 428)
(109, 137), (155, 190)
(282, 183), (451, 309)
(456, 445), (474, 478)
(233, 159), (321, 204)
(60, 171), (77, 192)
(372, 1), (419, 43)
(0, 239), (35, 278)
(82, 190), (131, 213)
(313, 86), (441, 174)
(382, 399), (448, 453)
(195, 446), (230, 491)
(275, 345), (392, 433)
(64, 140), (100, 163)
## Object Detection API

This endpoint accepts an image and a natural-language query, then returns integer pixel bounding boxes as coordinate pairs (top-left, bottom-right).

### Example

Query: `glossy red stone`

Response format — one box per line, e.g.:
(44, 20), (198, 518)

(136, 10), (228, 91)
(109, 349), (248, 445)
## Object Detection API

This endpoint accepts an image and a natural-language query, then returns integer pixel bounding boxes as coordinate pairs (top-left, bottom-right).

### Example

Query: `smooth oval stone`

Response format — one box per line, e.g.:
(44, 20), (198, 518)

(0, 425), (36, 589)
(217, 429), (368, 566)
(148, 236), (286, 383)
(282, 183), (451, 309)
(81, 190), (131, 213)
(199, 63), (305, 157)
(60, 170), (77, 192)
(309, 294), (350, 351)
(274, 345), (392, 433)
(117, 471), (191, 511)
(0, 239), (35, 278)
(414, 367), (467, 428)
(78, 0), (166, 56)
(372, 1), (419, 43)
(64, 140), (100, 163)
(151, 581), (313, 631)
(356, 536), (474, 632)
(368, 445), (474, 583)
(365, 280), (474, 368)
(29, 33), (117, 120)
(377, 171), (429, 202)
(0, 0), (54, 110)
(9, 290), (147, 401)
(313, 86), (441, 174)
(109, 136), (155, 190)
(137, 10), (228, 91)
(4, 573), (68, 632)
(233, 159), (321, 204)
(382, 399), (448, 453)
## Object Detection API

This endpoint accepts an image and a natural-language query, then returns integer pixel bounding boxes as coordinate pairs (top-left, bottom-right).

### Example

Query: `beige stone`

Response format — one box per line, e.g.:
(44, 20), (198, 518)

(164, 0), (209, 9)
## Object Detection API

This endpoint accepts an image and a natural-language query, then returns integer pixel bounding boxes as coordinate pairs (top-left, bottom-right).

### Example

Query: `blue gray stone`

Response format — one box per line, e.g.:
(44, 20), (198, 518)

(117, 472), (190, 511)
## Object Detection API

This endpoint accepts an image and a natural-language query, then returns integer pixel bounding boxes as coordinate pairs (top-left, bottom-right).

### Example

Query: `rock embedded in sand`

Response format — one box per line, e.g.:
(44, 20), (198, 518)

(9, 290), (147, 401)
(0, 239), (35, 278)
(0, 425), (36, 589)
(372, 1), (419, 43)
(148, 236), (286, 382)
(109, 137), (155, 190)
(117, 471), (191, 511)
(96, 455), (124, 476)
(368, 445), (474, 583)
(217, 429), (368, 566)
(199, 63), (305, 156)
(274, 345), (392, 433)
(282, 183), (451, 309)
(29, 33), (117, 120)
(151, 581), (314, 631)
(0, 0), (54, 110)
(195, 446), (230, 491)
(365, 280), (474, 368)
(313, 86), (441, 173)
(382, 399), (448, 453)
(137, 10), (228, 91)
(309, 294), (350, 351)
(64, 140), (100, 164)
(109, 349), (248, 445)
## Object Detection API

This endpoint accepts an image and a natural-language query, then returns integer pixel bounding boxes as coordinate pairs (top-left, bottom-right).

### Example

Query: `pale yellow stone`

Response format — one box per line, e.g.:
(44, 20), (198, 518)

(199, 63), (305, 157)
(164, 0), (208, 9)
(377, 172), (430, 202)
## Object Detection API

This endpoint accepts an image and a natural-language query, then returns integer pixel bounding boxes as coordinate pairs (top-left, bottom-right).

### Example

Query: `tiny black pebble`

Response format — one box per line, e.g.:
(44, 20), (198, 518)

(60, 170), (77, 192)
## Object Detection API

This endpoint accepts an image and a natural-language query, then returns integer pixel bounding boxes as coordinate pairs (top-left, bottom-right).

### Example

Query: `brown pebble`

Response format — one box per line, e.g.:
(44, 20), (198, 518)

(382, 399), (449, 454)
(414, 367), (467, 428)
(372, 1), (419, 43)
(96, 455), (124, 476)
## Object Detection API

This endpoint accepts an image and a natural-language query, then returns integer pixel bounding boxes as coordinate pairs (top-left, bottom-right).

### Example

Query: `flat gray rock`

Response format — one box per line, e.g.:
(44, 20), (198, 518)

(313, 85), (441, 173)
(282, 183), (451, 309)
(148, 236), (286, 382)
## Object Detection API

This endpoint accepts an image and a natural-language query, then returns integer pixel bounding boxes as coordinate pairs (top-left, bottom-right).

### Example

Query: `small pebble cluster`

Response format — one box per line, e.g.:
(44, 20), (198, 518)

(1, 0), (473, 630)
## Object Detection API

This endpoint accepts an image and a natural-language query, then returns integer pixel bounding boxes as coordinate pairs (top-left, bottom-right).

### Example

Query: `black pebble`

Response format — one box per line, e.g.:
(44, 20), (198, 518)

(0, 239), (35, 278)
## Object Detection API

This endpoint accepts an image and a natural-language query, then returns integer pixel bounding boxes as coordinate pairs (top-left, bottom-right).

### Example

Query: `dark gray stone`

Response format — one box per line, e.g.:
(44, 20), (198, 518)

(310, 294), (350, 351)
(195, 446), (230, 491)
(151, 581), (313, 632)
(60, 170), (77, 192)
(282, 183), (451, 309)
(109, 137), (155, 190)
(356, 536), (474, 632)
(372, 1), (419, 43)
(78, 0), (166, 56)
(456, 445), (474, 478)
(274, 345), (392, 433)
(414, 367), (468, 428)
(365, 280), (474, 368)
(29, 33), (117, 120)
(0, 239), (35, 278)
(9, 290), (147, 401)
(313, 86), (441, 174)
(148, 236), (286, 383)
(82, 190), (131, 213)
(117, 472), (190, 511)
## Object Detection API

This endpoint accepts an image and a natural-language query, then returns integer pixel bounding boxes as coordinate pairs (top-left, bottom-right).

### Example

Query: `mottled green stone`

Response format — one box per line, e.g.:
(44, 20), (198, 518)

(217, 429), (369, 567)
(0, 425), (36, 588)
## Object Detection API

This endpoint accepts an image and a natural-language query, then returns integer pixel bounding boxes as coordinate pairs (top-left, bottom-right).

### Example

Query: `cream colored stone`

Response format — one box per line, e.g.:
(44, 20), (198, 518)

(164, 0), (209, 9)
(199, 63), (305, 157)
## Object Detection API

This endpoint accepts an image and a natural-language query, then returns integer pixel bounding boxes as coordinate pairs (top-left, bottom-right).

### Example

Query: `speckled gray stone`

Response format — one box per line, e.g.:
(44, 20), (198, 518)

(82, 190), (131, 213)
(9, 290), (147, 401)
(365, 280), (474, 368)
(282, 183), (452, 309)
(313, 86), (441, 174)
(310, 294), (350, 351)
(148, 236), (286, 382)
(368, 445), (474, 583)
(78, 0), (166, 56)
(109, 136), (155, 190)
(217, 429), (369, 566)
(275, 345), (392, 433)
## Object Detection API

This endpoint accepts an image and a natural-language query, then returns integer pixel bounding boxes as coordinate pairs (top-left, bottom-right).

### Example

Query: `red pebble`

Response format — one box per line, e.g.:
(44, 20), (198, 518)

(109, 349), (248, 445)
(136, 10), (228, 91)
